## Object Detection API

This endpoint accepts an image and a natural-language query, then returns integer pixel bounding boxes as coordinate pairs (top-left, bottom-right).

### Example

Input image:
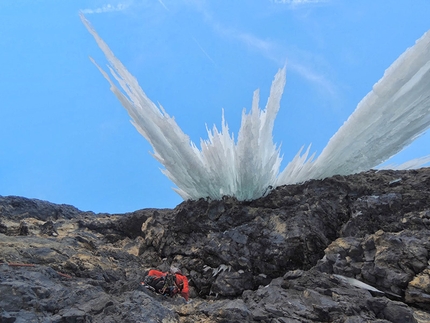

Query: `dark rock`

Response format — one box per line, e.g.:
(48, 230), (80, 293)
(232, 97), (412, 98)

(40, 220), (58, 236)
(405, 269), (430, 310)
(211, 270), (254, 296)
(1, 168), (430, 322)
(18, 221), (29, 235)
(0, 195), (92, 221)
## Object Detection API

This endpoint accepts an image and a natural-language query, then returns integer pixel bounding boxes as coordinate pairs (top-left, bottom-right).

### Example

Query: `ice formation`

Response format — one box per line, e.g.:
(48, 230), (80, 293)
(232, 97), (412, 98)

(81, 14), (430, 201)
(277, 29), (430, 185)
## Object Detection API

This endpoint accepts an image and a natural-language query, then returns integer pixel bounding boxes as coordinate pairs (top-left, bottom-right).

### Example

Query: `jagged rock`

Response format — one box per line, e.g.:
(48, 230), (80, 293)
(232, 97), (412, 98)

(0, 195), (92, 221)
(1, 168), (430, 322)
(242, 270), (417, 323)
(405, 269), (430, 310)
(40, 220), (58, 237)
(316, 229), (430, 298)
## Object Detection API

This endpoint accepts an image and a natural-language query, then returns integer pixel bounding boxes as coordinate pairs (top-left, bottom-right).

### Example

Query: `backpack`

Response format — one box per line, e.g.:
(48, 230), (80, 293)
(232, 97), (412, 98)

(144, 273), (178, 297)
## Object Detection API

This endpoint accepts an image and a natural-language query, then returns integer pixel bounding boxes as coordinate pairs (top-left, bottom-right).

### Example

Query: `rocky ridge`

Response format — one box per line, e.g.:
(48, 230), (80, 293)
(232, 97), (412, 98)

(1, 168), (430, 322)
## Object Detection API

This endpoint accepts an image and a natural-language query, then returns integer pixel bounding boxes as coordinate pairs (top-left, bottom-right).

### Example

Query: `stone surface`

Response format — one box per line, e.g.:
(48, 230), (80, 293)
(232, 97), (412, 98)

(1, 168), (430, 322)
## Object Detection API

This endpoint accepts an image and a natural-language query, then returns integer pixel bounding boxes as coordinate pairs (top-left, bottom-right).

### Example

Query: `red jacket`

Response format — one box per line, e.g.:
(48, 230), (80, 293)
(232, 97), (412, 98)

(148, 269), (189, 301)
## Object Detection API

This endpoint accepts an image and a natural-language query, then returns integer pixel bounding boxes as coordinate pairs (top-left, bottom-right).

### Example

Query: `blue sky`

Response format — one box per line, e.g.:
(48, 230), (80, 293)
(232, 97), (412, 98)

(1, 0), (429, 213)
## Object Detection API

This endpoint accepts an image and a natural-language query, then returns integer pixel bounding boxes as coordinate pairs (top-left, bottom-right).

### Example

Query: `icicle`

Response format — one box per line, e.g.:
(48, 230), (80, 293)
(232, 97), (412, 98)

(81, 13), (430, 201)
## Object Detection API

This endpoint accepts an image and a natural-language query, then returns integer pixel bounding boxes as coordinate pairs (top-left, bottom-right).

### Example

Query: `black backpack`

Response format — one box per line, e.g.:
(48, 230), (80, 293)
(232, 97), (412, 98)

(144, 273), (178, 297)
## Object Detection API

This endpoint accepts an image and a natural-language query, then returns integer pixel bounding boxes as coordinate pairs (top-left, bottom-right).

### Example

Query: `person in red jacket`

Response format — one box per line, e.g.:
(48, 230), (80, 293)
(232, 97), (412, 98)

(143, 267), (189, 301)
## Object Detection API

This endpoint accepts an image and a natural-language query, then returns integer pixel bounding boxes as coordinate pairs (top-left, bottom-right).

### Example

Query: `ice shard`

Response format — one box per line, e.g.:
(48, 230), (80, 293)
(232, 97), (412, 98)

(277, 30), (430, 185)
(81, 13), (430, 201)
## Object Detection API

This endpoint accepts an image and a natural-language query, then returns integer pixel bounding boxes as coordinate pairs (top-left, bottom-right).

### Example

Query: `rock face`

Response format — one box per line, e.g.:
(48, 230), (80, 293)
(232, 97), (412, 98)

(1, 168), (430, 322)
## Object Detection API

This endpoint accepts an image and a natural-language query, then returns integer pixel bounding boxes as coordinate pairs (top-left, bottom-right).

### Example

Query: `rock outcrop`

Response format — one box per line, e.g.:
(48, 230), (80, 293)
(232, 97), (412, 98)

(1, 168), (430, 322)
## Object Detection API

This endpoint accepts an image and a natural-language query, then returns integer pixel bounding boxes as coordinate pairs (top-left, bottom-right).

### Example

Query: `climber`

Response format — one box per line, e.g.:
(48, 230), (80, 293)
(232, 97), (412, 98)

(142, 266), (189, 301)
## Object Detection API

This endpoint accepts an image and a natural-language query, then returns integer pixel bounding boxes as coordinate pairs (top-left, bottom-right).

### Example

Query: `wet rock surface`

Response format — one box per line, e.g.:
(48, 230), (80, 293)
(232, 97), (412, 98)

(1, 168), (430, 322)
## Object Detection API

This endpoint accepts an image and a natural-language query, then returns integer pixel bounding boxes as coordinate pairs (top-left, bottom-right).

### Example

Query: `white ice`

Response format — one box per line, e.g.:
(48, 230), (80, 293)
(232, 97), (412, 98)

(81, 14), (430, 201)
(277, 30), (430, 185)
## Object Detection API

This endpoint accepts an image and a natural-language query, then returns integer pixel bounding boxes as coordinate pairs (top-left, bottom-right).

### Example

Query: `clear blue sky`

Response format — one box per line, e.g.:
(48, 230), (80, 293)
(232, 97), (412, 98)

(1, 1), (429, 213)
